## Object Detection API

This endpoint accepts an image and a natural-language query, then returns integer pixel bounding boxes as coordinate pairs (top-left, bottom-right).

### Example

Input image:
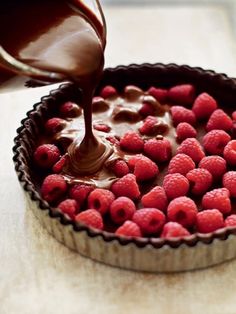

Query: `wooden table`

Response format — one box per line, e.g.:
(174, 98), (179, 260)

(1, 4), (236, 313)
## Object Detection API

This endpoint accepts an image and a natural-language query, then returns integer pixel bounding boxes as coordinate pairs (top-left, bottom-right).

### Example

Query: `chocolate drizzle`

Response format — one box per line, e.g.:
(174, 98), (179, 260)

(0, 0), (113, 175)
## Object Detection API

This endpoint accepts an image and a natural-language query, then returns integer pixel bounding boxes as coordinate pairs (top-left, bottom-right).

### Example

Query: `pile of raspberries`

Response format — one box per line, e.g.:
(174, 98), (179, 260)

(33, 84), (236, 239)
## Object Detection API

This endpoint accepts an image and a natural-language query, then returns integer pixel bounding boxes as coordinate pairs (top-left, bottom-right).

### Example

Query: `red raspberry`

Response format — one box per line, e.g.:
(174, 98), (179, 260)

(176, 122), (197, 142)
(112, 160), (129, 177)
(132, 208), (165, 235)
(34, 144), (60, 169)
(147, 87), (168, 103)
(202, 188), (231, 214)
(110, 197), (136, 224)
(139, 102), (155, 117)
(144, 138), (172, 163)
(41, 174), (67, 204)
(223, 140), (236, 166)
(92, 96), (109, 112)
(133, 156), (159, 182)
(69, 184), (94, 206)
(192, 93), (218, 120)
(45, 117), (66, 134)
(177, 138), (205, 163)
(58, 199), (79, 219)
(127, 154), (149, 171)
(223, 171), (236, 197)
(168, 153), (195, 176)
(170, 106), (196, 126)
(163, 173), (189, 199)
(196, 209), (224, 233)
(186, 168), (213, 195)
(59, 101), (81, 118)
(168, 84), (196, 106)
(115, 221), (142, 237)
(111, 174), (140, 200)
(100, 85), (117, 98)
(106, 136), (120, 146)
(53, 155), (67, 173)
(167, 196), (197, 228)
(87, 188), (115, 215)
(139, 116), (159, 135)
(93, 123), (111, 133)
(232, 111), (236, 121)
(161, 222), (190, 238)
(120, 131), (144, 153)
(75, 209), (103, 230)
(199, 156), (227, 181)
(225, 215), (236, 227)
(206, 109), (233, 132)
(141, 186), (168, 212)
(203, 130), (231, 155)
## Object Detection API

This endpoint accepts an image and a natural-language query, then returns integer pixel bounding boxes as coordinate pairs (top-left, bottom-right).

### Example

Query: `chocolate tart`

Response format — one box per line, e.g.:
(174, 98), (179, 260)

(13, 63), (236, 272)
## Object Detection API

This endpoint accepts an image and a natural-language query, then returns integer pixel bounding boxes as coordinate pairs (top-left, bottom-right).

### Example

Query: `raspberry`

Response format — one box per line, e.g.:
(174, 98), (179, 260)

(133, 156), (159, 181)
(163, 173), (189, 199)
(168, 84), (196, 106)
(120, 131), (144, 153)
(41, 174), (67, 204)
(124, 85), (143, 100)
(115, 221), (141, 237)
(176, 122), (197, 142)
(69, 184), (94, 206)
(206, 109), (233, 132)
(75, 209), (103, 230)
(111, 174), (140, 200)
(53, 155), (67, 173)
(176, 138), (205, 163)
(225, 215), (236, 227)
(167, 196), (197, 228)
(161, 222), (190, 238)
(34, 144), (60, 169)
(110, 197), (136, 224)
(139, 102), (155, 117)
(127, 154), (145, 171)
(202, 188), (231, 214)
(232, 111), (236, 121)
(139, 116), (159, 136)
(88, 188), (115, 215)
(92, 96), (109, 112)
(170, 106), (196, 126)
(186, 168), (213, 195)
(100, 85), (117, 98)
(45, 117), (66, 134)
(106, 136), (120, 145)
(58, 199), (79, 219)
(196, 209), (224, 233)
(223, 171), (236, 197)
(141, 186), (168, 212)
(144, 138), (172, 162)
(199, 156), (227, 181)
(202, 130), (231, 155)
(147, 87), (168, 103)
(168, 153), (195, 176)
(223, 140), (236, 166)
(192, 93), (218, 120)
(112, 160), (129, 177)
(93, 123), (111, 133)
(132, 208), (165, 235)
(59, 101), (81, 118)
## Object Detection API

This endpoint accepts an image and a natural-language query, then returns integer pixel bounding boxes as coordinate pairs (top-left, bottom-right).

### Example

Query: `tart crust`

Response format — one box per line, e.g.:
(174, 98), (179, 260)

(13, 63), (236, 272)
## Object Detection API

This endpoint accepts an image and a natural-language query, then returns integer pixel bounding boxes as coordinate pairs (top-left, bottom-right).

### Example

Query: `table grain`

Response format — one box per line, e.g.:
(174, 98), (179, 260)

(1, 5), (236, 314)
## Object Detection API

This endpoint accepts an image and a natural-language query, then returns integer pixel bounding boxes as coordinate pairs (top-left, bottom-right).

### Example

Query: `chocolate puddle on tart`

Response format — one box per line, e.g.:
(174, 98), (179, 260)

(0, 0), (112, 176)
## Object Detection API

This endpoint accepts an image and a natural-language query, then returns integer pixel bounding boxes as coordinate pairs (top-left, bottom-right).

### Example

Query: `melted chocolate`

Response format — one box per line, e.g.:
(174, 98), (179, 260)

(0, 0), (113, 175)
(50, 86), (172, 188)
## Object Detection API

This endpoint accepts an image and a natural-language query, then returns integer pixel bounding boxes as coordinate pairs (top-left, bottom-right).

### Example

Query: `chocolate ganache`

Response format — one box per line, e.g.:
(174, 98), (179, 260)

(0, 0), (113, 175)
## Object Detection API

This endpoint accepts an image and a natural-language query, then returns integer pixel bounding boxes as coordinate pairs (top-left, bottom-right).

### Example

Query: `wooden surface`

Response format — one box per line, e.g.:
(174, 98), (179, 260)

(1, 4), (236, 314)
